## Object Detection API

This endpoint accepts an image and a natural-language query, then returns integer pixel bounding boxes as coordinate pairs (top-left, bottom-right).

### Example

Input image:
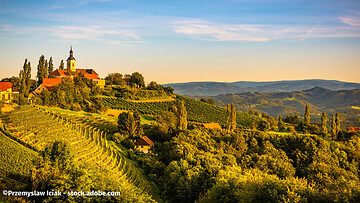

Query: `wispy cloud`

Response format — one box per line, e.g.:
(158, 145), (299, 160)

(2, 24), (143, 46)
(173, 17), (360, 42)
(0, 24), (10, 31)
(339, 14), (360, 27)
(52, 25), (142, 46)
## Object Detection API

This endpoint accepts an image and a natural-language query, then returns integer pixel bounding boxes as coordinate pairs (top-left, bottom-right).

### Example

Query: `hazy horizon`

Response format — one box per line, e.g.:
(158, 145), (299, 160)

(1, 0), (359, 84)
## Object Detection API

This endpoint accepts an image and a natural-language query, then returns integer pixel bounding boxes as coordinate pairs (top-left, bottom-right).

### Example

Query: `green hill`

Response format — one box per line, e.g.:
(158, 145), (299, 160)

(1, 105), (158, 201)
(102, 95), (260, 128)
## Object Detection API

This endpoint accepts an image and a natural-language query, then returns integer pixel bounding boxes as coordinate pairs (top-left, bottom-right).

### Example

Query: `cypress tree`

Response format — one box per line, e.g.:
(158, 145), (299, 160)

(226, 104), (231, 132)
(48, 57), (54, 74)
(277, 115), (284, 131)
(331, 114), (336, 139)
(36, 55), (47, 86)
(44, 59), (48, 77)
(178, 101), (187, 131)
(230, 103), (236, 132)
(59, 59), (64, 70)
(304, 104), (310, 124)
(19, 59), (31, 104)
(335, 112), (341, 136)
(320, 112), (328, 136)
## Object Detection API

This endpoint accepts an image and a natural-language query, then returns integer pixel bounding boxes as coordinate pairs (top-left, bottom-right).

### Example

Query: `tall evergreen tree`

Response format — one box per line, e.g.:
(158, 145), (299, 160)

(178, 101), (187, 131)
(44, 59), (48, 77)
(320, 112), (328, 136)
(226, 103), (237, 132)
(226, 104), (231, 131)
(277, 115), (284, 131)
(331, 114), (336, 139)
(48, 57), (54, 74)
(36, 55), (47, 86)
(59, 60), (64, 70)
(304, 104), (310, 124)
(335, 112), (341, 136)
(230, 103), (237, 132)
(19, 59), (31, 104)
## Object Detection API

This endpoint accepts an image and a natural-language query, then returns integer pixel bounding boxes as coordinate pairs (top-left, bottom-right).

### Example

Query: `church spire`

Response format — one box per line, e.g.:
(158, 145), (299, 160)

(70, 45), (73, 57)
(67, 45), (76, 72)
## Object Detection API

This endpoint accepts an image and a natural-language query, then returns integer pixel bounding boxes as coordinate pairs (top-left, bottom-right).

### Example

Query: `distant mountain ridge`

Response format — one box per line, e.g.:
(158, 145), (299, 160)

(190, 87), (360, 128)
(164, 79), (360, 96)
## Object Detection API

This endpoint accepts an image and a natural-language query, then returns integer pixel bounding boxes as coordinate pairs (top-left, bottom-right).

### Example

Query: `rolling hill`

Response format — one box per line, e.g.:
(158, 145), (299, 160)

(197, 87), (360, 127)
(165, 79), (360, 96)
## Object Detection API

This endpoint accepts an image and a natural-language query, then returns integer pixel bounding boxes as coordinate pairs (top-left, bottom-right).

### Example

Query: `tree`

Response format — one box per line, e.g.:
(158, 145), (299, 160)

(19, 59), (31, 104)
(105, 73), (125, 87)
(277, 115), (285, 131)
(147, 81), (159, 90)
(226, 104), (231, 131)
(230, 103), (236, 132)
(130, 72), (145, 88)
(321, 112), (328, 136)
(335, 112), (341, 136)
(207, 98), (215, 105)
(304, 104), (310, 124)
(331, 114), (336, 139)
(48, 57), (54, 74)
(200, 98), (207, 103)
(37, 55), (47, 86)
(177, 101), (187, 131)
(59, 60), (64, 70)
(226, 103), (236, 132)
(118, 111), (142, 138)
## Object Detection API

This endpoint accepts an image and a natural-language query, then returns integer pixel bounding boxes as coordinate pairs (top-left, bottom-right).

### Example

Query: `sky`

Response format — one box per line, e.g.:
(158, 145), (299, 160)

(0, 0), (360, 84)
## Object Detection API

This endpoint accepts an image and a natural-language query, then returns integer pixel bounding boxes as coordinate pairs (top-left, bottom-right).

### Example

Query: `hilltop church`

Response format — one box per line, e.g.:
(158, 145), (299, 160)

(31, 47), (105, 96)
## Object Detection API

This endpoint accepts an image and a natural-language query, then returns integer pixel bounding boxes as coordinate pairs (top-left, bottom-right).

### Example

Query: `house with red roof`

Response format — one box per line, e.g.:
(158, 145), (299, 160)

(0, 82), (17, 103)
(30, 78), (63, 97)
(134, 136), (154, 154)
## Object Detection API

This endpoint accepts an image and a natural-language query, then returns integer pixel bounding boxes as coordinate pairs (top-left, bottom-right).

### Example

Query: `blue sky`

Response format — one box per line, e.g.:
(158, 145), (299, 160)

(0, 0), (359, 83)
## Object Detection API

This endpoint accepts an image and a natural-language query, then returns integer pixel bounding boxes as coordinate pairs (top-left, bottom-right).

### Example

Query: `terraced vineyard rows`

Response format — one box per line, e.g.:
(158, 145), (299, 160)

(102, 96), (259, 128)
(2, 106), (155, 197)
(0, 130), (38, 177)
(102, 96), (176, 115)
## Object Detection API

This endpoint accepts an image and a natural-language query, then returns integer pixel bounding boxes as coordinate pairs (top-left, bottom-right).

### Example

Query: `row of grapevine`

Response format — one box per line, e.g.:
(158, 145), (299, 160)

(3, 106), (155, 197)
(102, 95), (259, 128)
(0, 131), (38, 178)
(102, 96), (176, 115)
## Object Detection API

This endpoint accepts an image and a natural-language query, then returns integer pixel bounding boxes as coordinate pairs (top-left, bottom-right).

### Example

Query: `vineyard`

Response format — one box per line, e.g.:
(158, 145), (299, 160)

(1, 105), (158, 200)
(102, 96), (260, 128)
(0, 131), (38, 178)
(37, 106), (119, 134)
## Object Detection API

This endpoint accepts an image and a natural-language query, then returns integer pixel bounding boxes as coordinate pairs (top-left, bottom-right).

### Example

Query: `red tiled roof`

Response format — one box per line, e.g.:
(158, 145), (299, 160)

(76, 69), (98, 75)
(42, 78), (62, 86)
(124, 78), (130, 82)
(49, 69), (73, 77)
(134, 136), (154, 146)
(0, 82), (12, 91)
(83, 73), (100, 79)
